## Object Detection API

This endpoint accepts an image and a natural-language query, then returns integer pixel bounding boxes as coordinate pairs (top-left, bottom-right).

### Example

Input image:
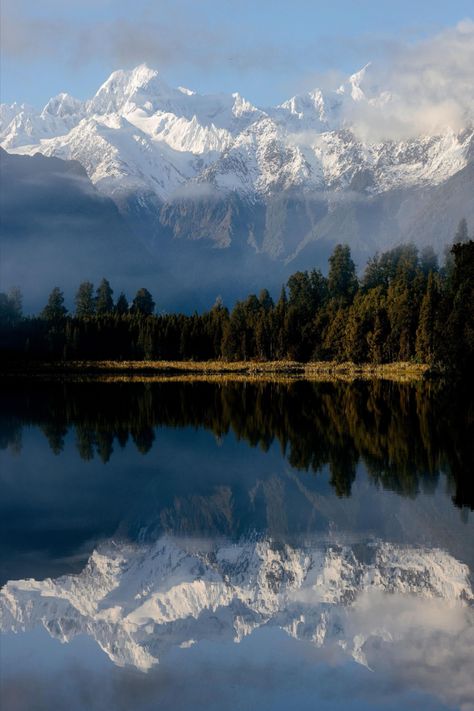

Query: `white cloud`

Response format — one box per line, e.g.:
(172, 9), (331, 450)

(347, 20), (474, 140)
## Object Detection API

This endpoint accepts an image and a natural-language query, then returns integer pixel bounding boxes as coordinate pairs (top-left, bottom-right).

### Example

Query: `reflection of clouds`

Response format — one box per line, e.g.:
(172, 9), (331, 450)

(347, 592), (474, 710)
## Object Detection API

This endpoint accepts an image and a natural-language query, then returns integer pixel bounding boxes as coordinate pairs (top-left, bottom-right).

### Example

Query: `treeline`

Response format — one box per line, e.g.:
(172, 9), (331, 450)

(1, 221), (473, 370)
(1, 379), (472, 509)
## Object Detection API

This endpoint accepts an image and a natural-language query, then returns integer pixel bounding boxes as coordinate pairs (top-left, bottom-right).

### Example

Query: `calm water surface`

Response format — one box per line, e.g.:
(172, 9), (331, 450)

(1, 379), (473, 711)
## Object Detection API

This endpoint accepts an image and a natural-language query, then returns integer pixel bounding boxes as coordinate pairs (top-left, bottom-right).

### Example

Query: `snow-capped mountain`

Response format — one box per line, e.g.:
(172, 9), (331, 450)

(2, 64), (472, 201)
(1, 63), (474, 279)
(1, 536), (472, 672)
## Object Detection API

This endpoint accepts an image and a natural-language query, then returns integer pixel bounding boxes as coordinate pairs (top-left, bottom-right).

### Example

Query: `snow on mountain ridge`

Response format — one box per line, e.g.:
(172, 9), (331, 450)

(41, 92), (84, 119)
(1, 537), (471, 672)
(1, 63), (473, 212)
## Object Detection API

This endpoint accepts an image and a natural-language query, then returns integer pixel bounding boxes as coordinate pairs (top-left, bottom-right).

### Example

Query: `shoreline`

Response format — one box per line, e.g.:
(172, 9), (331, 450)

(0, 360), (432, 382)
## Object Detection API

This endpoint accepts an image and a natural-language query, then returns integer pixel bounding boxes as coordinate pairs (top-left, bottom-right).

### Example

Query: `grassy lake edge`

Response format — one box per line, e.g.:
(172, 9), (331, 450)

(0, 360), (432, 382)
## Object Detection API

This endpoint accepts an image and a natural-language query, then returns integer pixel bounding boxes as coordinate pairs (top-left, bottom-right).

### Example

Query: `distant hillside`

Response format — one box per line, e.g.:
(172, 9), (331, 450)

(0, 148), (164, 310)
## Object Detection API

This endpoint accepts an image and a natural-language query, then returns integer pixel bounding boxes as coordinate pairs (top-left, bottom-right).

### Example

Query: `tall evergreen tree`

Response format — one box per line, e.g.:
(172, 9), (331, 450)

(274, 286), (288, 359)
(131, 288), (155, 316)
(328, 244), (358, 305)
(95, 278), (114, 314)
(208, 297), (228, 358)
(40, 287), (67, 321)
(115, 292), (129, 315)
(444, 240), (474, 370)
(344, 294), (369, 363)
(415, 272), (439, 363)
(367, 308), (389, 364)
(222, 301), (247, 360)
(395, 244), (419, 283)
(75, 281), (95, 317)
(258, 289), (274, 312)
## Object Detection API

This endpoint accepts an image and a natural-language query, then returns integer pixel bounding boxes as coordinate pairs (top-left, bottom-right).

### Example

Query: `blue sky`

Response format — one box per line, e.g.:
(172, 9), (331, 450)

(2, 0), (474, 107)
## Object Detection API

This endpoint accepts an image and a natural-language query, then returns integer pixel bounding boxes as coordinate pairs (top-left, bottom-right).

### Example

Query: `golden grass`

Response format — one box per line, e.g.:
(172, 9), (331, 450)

(0, 360), (430, 383)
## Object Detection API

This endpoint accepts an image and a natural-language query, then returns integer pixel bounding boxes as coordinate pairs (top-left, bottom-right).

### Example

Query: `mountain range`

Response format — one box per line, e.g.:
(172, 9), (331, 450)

(1, 64), (473, 306)
(1, 536), (472, 672)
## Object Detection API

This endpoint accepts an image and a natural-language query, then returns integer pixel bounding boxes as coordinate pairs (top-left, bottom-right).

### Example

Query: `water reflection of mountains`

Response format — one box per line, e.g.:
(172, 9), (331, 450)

(1, 379), (472, 509)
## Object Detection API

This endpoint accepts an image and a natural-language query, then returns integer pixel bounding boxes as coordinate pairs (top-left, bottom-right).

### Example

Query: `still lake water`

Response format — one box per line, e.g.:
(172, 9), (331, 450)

(0, 378), (473, 711)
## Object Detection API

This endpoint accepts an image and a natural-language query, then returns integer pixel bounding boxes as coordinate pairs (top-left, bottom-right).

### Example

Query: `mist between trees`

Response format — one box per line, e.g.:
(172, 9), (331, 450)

(1, 225), (473, 372)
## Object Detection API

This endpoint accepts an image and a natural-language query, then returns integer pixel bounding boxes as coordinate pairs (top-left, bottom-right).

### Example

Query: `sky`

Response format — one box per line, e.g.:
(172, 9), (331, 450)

(1, 0), (474, 108)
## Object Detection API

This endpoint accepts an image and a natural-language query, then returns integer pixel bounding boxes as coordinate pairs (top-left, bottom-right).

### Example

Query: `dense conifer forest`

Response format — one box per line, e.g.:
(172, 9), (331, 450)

(1, 224), (473, 372)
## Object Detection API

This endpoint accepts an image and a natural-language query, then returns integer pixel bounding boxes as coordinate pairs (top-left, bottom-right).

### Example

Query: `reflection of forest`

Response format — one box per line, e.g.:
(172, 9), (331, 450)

(0, 379), (472, 509)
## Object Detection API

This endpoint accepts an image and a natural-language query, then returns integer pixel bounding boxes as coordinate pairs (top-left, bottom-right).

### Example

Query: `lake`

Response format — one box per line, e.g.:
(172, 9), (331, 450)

(1, 378), (473, 711)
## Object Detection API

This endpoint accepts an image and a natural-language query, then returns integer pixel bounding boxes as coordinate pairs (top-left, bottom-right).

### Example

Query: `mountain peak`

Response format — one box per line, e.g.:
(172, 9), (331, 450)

(99, 63), (160, 92)
(41, 92), (83, 119)
(349, 62), (371, 101)
(89, 64), (174, 115)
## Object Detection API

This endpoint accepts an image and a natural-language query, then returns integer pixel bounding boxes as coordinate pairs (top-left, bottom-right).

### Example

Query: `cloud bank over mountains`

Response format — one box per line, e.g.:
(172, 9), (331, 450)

(345, 20), (474, 140)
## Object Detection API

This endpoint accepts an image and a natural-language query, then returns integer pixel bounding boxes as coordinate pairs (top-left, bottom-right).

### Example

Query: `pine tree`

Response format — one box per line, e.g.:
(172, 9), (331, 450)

(322, 306), (348, 361)
(131, 288), (155, 316)
(444, 240), (474, 370)
(95, 278), (114, 314)
(41, 287), (67, 321)
(222, 301), (249, 360)
(274, 286), (288, 358)
(258, 289), (274, 312)
(208, 297), (228, 358)
(367, 308), (389, 364)
(328, 244), (358, 305)
(415, 272), (439, 363)
(395, 244), (419, 283)
(115, 292), (129, 315)
(344, 299), (367, 363)
(75, 281), (95, 317)
(362, 253), (383, 291)
(255, 314), (272, 359)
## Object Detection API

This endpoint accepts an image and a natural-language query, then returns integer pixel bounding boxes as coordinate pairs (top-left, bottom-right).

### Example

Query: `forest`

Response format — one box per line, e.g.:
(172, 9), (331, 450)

(0, 222), (473, 372)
